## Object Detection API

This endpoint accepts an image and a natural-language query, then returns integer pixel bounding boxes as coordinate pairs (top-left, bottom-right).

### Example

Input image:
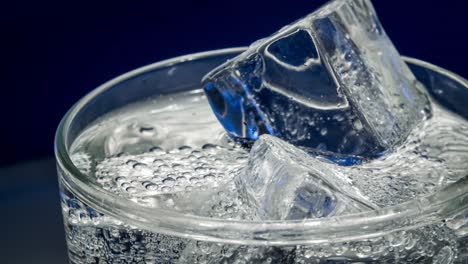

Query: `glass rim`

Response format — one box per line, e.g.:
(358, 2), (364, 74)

(55, 47), (468, 246)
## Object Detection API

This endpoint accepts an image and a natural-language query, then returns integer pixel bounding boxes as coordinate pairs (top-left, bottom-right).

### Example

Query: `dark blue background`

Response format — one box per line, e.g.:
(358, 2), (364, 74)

(2, 0), (467, 166)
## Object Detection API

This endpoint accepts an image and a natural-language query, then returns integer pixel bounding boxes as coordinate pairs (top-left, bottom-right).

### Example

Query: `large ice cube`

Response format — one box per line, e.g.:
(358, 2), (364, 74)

(203, 0), (429, 160)
(238, 135), (378, 220)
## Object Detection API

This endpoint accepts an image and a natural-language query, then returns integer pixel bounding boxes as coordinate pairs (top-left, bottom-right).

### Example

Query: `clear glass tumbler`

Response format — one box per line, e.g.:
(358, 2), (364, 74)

(55, 48), (468, 263)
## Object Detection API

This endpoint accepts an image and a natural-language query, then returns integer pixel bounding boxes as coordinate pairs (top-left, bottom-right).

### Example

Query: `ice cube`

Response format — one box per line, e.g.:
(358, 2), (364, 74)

(203, 0), (429, 160)
(238, 135), (378, 220)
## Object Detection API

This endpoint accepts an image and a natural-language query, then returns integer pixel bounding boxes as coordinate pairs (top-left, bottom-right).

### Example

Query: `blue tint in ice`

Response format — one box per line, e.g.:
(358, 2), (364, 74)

(267, 29), (319, 67)
(203, 0), (430, 161)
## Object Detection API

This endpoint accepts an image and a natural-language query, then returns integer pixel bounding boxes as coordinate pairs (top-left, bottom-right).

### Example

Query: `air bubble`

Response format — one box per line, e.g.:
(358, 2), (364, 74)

(149, 146), (165, 155)
(145, 184), (158, 191)
(188, 155), (198, 161)
(162, 177), (175, 186)
(141, 181), (152, 187)
(132, 162), (147, 169)
(172, 164), (183, 170)
(202, 143), (219, 154)
(195, 167), (208, 174)
(176, 176), (187, 182)
(320, 128), (328, 136)
(153, 159), (164, 165)
(126, 159), (138, 165)
(178, 146), (192, 154)
(191, 150), (203, 157)
(159, 186), (171, 192)
(125, 187), (136, 193)
(97, 176), (111, 183)
(138, 126), (155, 135)
(189, 177), (199, 183)
(203, 174), (216, 182)
(158, 165), (171, 172)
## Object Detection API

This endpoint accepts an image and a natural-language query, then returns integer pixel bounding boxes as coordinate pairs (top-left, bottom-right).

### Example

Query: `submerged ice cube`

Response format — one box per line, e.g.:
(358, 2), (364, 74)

(238, 135), (378, 220)
(203, 0), (429, 159)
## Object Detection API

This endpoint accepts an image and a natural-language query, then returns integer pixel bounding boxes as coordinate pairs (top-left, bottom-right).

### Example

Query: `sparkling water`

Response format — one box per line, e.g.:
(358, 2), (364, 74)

(62, 90), (468, 263)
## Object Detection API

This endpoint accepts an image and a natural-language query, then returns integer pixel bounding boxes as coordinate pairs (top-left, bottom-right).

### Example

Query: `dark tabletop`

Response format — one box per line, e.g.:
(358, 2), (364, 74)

(1, 158), (68, 264)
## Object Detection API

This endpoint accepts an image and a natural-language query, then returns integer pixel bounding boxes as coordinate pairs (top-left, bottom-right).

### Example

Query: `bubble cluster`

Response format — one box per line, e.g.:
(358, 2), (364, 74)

(312, 226), (456, 262)
(62, 193), (463, 264)
(66, 223), (187, 264)
(76, 143), (249, 213)
(176, 224), (459, 263)
(70, 152), (93, 175)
